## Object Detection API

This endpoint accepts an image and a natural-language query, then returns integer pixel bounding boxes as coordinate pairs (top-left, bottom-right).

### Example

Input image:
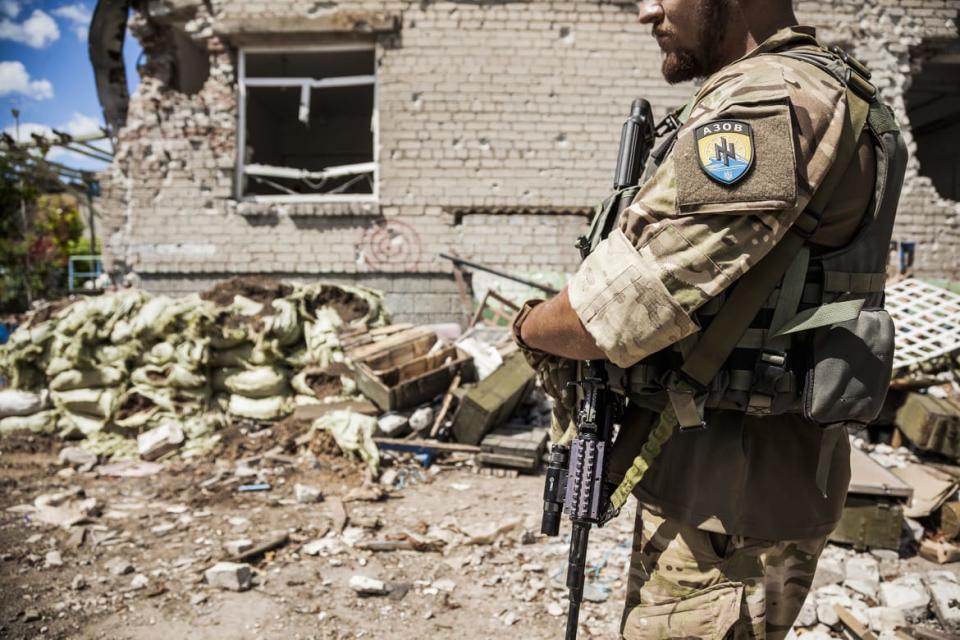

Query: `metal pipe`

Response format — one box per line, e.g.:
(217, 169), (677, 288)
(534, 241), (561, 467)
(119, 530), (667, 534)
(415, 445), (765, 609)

(439, 253), (559, 296)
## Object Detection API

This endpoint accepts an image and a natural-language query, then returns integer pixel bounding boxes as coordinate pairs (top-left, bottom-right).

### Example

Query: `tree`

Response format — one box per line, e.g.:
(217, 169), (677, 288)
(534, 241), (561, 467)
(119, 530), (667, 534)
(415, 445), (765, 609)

(0, 154), (84, 312)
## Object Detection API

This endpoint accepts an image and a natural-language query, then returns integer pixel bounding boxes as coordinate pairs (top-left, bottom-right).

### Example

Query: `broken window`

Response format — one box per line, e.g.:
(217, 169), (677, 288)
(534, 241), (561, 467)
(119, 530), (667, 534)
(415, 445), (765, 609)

(237, 45), (377, 203)
(905, 44), (960, 202)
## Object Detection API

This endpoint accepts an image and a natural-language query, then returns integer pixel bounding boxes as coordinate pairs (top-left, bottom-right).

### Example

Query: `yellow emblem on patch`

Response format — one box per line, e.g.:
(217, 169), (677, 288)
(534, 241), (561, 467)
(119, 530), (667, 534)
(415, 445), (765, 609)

(695, 119), (755, 186)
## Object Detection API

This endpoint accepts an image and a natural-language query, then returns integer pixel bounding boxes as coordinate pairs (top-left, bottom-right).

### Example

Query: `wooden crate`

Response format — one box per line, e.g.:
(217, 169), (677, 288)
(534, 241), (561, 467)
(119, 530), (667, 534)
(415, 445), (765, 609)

(452, 352), (536, 446)
(830, 497), (905, 551)
(353, 328), (474, 411)
(479, 423), (548, 471)
(829, 447), (913, 551)
(896, 392), (960, 461)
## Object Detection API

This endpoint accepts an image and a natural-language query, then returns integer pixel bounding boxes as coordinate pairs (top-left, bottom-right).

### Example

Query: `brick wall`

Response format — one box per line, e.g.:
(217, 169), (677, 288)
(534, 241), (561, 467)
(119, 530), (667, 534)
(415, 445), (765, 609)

(102, 0), (960, 323)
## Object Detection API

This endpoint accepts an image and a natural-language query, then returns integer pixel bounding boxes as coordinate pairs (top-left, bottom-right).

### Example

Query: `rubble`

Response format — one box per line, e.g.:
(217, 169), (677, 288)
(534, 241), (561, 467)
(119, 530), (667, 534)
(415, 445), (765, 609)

(925, 571), (960, 632)
(204, 562), (252, 592)
(58, 446), (97, 470)
(293, 483), (323, 504)
(349, 575), (389, 596)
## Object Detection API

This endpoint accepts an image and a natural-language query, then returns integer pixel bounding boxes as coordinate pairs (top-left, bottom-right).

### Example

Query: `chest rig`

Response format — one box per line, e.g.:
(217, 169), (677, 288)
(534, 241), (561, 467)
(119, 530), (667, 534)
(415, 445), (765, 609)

(599, 44), (908, 516)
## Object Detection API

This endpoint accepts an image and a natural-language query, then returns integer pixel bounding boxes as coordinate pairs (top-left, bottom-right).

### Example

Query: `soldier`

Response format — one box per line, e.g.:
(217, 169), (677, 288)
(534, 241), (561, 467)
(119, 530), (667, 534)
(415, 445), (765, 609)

(513, 0), (905, 638)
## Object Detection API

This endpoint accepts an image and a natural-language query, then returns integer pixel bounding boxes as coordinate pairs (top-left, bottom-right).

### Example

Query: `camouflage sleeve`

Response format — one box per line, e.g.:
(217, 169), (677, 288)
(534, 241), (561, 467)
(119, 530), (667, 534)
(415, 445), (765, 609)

(568, 57), (847, 368)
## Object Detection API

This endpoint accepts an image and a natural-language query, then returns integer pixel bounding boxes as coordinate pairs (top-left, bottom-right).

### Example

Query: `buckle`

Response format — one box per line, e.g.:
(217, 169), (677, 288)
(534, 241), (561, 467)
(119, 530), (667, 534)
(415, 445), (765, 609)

(752, 350), (788, 397)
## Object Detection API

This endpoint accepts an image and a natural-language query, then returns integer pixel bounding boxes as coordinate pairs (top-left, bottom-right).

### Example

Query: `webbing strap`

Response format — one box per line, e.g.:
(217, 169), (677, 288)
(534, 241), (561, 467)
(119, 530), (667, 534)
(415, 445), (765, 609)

(609, 392), (680, 511)
(772, 297), (865, 336)
(680, 212), (818, 388)
(765, 246), (810, 354)
(807, 85), (872, 216)
(823, 271), (886, 294)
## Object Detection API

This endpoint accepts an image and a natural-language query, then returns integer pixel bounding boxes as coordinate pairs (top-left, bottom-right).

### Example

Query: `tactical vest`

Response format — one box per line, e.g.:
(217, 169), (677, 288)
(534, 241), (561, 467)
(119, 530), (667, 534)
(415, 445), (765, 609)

(603, 46), (907, 430)
(599, 45), (908, 517)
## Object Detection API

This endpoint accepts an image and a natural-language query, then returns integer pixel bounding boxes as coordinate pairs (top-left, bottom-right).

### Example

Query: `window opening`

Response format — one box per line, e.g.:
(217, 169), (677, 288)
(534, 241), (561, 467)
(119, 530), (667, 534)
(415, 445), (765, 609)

(905, 44), (960, 202)
(237, 45), (377, 203)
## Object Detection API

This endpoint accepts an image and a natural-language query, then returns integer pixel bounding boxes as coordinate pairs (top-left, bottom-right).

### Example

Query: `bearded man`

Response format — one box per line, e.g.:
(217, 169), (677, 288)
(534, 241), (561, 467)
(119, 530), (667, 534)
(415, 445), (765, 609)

(512, 0), (906, 638)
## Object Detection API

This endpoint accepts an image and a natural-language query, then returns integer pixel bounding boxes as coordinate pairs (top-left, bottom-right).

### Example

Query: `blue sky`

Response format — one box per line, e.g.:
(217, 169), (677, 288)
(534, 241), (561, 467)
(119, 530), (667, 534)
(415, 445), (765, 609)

(0, 0), (141, 170)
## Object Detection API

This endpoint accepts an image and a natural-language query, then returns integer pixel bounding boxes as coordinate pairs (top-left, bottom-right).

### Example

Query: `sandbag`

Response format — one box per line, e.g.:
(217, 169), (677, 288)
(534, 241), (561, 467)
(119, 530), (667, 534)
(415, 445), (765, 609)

(58, 411), (107, 436)
(0, 389), (49, 418)
(0, 410), (58, 435)
(50, 387), (119, 419)
(312, 410), (380, 475)
(268, 299), (302, 346)
(131, 364), (206, 390)
(228, 394), (292, 420)
(49, 367), (125, 391)
(212, 366), (289, 398)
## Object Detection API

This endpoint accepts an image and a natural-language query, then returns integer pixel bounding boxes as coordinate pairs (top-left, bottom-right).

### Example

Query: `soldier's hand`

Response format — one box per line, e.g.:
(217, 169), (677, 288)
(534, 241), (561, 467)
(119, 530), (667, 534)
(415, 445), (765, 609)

(538, 355), (579, 445)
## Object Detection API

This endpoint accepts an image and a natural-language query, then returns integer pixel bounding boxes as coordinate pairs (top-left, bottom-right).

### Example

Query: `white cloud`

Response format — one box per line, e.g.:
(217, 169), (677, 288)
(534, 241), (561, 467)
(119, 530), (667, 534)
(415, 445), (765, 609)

(0, 1), (19, 19)
(0, 60), (53, 100)
(61, 112), (102, 137)
(0, 9), (59, 48)
(53, 4), (90, 41)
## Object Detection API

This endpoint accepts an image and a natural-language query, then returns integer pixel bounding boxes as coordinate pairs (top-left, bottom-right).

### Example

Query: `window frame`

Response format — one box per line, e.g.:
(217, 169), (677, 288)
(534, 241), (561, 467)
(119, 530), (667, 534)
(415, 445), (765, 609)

(235, 42), (379, 205)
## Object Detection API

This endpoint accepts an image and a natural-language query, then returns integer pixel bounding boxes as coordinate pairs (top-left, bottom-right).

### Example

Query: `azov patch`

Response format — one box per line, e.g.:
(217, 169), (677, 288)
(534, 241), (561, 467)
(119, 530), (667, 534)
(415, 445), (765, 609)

(695, 119), (755, 186)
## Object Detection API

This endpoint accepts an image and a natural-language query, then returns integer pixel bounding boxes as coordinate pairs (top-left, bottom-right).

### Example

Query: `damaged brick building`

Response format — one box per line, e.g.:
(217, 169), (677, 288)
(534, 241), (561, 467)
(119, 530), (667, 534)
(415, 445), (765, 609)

(97, 0), (960, 324)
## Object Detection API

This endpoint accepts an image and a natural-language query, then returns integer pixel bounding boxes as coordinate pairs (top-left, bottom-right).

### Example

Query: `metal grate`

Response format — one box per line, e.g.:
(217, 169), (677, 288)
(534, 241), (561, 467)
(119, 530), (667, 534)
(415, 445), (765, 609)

(885, 278), (960, 370)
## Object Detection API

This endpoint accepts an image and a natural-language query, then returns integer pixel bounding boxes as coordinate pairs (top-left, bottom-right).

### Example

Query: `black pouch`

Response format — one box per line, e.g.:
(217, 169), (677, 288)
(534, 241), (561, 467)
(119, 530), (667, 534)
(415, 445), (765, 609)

(802, 309), (895, 425)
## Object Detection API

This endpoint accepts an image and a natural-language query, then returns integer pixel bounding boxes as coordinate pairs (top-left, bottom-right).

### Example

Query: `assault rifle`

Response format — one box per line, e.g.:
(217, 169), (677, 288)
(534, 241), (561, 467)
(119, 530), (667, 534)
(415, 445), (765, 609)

(539, 99), (658, 640)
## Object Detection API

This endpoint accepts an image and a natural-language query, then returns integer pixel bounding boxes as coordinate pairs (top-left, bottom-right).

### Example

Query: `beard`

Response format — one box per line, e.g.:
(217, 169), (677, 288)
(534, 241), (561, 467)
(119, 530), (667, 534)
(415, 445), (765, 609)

(659, 0), (731, 84)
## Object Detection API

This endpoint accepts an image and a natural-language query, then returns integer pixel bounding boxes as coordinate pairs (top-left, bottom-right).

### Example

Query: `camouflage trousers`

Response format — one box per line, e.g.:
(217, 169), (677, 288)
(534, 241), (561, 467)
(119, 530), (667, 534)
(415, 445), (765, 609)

(620, 508), (827, 640)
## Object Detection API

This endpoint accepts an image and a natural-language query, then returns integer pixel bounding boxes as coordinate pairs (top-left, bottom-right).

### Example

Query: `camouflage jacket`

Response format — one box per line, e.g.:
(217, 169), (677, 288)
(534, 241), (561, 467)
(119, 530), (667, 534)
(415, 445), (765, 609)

(568, 26), (858, 369)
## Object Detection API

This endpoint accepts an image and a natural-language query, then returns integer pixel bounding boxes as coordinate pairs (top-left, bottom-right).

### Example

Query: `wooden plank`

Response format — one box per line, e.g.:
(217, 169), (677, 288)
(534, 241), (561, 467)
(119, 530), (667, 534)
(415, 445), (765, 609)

(940, 501), (960, 539)
(293, 399), (379, 422)
(374, 437), (481, 454)
(347, 326), (436, 361)
(848, 447), (914, 500)
(430, 373), (462, 438)
(452, 352), (536, 445)
(478, 452), (538, 471)
(835, 605), (878, 640)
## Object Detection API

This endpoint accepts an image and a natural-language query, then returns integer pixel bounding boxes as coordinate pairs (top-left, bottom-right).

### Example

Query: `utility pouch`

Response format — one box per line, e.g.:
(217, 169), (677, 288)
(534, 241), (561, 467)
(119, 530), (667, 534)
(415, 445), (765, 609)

(584, 186), (640, 255)
(802, 308), (894, 425)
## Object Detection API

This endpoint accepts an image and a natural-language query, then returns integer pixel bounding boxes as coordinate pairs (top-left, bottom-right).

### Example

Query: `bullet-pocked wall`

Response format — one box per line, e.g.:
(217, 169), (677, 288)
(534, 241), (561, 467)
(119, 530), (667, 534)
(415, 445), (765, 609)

(102, 0), (960, 323)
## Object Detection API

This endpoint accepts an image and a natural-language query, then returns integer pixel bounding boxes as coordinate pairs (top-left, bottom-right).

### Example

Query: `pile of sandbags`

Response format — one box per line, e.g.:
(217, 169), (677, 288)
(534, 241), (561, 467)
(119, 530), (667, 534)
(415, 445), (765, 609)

(0, 278), (390, 461)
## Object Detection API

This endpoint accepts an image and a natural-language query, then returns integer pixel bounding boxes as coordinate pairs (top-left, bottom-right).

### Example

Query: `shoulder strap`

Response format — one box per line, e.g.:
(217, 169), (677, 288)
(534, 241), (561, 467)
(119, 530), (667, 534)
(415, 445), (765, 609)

(675, 52), (877, 425)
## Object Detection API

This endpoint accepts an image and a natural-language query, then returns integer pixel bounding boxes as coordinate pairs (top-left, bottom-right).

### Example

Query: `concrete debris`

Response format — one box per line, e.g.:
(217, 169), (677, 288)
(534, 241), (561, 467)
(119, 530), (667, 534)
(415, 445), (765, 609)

(408, 406), (434, 433)
(795, 596), (818, 627)
(107, 558), (134, 576)
(223, 539), (253, 557)
(844, 556), (881, 599)
(205, 562), (252, 592)
(866, 606), (907, 634)
(43, 550), (62, 568)
(925, 571), (960, 632)
(130, 574), (149, 590)
(293, 483), (323, 504)
(349, 575), (389, 596)
(71, 574), (87, 591)
(58, 446), (98, 470)
(137, 422), (185, 461)
(377, 413), (410, 438)
(879, 574), (931, 621)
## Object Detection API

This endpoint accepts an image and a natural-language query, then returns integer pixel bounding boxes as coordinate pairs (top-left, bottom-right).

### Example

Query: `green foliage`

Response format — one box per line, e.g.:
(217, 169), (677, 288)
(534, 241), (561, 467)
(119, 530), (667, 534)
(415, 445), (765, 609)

(0, 155), (86, 312)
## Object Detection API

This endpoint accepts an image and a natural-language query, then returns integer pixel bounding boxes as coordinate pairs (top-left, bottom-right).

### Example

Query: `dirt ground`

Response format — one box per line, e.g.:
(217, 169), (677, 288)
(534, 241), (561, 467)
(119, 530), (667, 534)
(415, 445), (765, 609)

(0, 432), (634, 640)
(3, 429), (960, 640)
